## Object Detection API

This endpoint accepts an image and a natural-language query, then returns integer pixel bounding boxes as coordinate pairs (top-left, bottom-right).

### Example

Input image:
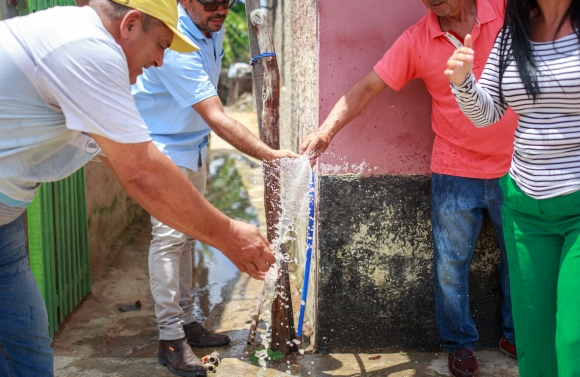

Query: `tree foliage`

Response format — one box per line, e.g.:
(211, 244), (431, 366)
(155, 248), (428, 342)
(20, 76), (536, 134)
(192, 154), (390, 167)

(223, 2), (250, 67)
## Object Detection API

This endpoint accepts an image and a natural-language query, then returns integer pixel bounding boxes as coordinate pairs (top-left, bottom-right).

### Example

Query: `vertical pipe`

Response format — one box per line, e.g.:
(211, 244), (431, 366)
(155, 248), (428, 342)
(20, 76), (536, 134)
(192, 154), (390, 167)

(79, 168), (90, 295)
(250, 9), (297, 355)
(65, 178), (74, 315)
(53, 180), (60, 320)
(71, 173), (79, 303)
(56, 180), (64, 320)
(245, 0), (264, 137)
(297, 171), (315, 337)
(43, 184), (57, 335)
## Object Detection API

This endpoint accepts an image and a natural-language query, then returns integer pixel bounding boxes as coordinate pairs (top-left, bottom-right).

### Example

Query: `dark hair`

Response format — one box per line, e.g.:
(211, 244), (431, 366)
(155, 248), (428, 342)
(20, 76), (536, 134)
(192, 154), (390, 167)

(498, 0), (580, 101)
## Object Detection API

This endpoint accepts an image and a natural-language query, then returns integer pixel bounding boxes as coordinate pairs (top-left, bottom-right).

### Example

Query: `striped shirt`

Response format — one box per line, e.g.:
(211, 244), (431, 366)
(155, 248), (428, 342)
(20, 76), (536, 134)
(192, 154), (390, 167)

(452, 31), (580, 199)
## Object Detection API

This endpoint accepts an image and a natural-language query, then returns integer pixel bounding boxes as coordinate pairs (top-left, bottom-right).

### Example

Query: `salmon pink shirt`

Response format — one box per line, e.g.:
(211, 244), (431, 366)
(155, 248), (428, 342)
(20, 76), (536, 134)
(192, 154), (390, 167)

(374, 0), (518, 179)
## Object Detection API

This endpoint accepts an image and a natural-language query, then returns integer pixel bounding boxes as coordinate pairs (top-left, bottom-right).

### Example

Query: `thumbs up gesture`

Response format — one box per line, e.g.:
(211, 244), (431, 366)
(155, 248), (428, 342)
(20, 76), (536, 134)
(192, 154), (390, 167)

(445, 34), (475, 86)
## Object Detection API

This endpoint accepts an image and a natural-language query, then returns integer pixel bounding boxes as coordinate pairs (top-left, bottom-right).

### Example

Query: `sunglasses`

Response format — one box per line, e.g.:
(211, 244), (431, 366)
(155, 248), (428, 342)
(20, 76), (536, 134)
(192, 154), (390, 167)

(196, 0), (236, 12)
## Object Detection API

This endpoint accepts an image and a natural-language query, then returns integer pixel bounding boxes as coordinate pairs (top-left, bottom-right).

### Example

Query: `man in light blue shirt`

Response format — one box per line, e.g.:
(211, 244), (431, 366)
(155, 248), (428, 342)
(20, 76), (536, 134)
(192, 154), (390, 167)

(131, 3), (223, 172)
(132, 1), (296, 375)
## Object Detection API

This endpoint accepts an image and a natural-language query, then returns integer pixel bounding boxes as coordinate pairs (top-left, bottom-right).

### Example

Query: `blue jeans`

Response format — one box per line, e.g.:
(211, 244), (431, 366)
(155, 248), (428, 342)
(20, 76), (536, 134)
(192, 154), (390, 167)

(432, 173), (515, 353)
(0, 217), (53, 377)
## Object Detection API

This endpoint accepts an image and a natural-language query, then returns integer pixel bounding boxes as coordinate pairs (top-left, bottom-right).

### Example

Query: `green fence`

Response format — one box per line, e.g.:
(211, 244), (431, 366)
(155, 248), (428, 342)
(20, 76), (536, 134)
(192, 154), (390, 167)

(19, 0), (91, 337)
(28, 0), (78, 12)
(3, 0), (78, 18)
(28, 171), (91, 337)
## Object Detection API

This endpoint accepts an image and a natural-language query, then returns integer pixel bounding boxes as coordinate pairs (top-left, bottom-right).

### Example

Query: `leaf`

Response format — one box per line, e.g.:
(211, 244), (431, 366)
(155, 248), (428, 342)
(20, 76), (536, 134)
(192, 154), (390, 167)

(248, 351), (259, 363)
(248, 348), (287, 363)
(268, 349), (286, 361)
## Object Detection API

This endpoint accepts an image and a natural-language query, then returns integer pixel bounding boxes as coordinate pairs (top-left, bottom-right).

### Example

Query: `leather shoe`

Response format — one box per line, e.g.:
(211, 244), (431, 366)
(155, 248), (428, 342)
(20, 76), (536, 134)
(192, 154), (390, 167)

(158, 337), (207, 377)
(499, 337), (517, 358)
(448, 348), (479, 377)
(184, 321), (230, 347)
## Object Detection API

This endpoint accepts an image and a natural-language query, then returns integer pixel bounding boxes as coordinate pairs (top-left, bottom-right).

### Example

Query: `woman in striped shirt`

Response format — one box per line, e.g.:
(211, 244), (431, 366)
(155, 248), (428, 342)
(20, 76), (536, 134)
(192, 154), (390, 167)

(445, 0), (580, 375)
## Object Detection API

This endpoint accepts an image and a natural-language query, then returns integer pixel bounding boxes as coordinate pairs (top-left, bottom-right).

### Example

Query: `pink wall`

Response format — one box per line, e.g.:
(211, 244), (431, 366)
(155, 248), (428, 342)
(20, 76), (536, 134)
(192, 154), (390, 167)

(318, 1), (435, 176)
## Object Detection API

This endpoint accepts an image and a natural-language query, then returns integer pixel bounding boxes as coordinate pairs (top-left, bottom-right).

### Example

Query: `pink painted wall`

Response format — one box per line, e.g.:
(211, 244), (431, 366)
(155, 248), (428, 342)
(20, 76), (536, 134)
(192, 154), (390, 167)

(318, 1), (435, 176)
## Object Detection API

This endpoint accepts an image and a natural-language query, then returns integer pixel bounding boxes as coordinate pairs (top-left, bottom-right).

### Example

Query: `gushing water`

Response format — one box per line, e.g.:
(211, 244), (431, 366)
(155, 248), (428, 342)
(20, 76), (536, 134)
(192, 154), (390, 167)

(256, 157), (313, 376)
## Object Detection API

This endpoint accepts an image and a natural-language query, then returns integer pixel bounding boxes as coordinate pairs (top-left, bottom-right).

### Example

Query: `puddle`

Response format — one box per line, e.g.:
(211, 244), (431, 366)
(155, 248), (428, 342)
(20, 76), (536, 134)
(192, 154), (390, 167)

(124, 342), (158, 359)
(191, 152), (259, 324)
(190, 244), (240, 323)
(206, 153), (259, 226)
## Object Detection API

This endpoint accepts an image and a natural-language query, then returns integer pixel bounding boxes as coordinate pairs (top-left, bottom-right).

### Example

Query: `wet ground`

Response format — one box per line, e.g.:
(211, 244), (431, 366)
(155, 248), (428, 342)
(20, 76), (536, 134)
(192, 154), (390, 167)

(52, 109), (519, 376)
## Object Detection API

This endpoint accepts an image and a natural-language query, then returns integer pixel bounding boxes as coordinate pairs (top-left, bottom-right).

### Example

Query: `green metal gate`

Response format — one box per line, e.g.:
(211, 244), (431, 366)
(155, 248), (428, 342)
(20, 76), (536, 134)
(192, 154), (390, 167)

(12, 0), (92, 337)
(1, 1), (80, 18)
(28, 171), (90, 337)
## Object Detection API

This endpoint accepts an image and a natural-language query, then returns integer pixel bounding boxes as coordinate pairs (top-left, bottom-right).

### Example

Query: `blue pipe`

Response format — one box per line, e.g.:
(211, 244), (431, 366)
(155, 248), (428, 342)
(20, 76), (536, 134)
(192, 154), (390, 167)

(297, 170), (315, 337)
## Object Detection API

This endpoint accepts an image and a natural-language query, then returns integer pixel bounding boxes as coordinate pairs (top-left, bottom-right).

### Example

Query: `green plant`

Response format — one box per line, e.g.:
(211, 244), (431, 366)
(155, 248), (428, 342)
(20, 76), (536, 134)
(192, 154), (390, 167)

(248, 348), (286, 363)
(223, 2), (250, 67)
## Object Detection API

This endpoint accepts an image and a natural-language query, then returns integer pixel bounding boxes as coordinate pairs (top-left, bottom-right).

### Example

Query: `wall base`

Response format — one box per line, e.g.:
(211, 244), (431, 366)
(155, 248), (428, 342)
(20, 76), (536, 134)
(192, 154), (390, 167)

(317, 174), (504, 352)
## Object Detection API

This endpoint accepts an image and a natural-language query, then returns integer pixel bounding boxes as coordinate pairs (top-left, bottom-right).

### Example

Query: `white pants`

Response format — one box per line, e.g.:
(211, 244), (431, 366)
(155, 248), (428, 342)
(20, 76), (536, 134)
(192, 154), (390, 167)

(149, 165), (207, 340)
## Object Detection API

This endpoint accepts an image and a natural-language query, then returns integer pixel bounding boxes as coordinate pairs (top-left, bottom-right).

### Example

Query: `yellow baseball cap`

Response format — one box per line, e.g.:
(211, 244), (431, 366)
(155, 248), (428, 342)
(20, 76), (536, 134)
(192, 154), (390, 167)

(110, 0), (199, 53)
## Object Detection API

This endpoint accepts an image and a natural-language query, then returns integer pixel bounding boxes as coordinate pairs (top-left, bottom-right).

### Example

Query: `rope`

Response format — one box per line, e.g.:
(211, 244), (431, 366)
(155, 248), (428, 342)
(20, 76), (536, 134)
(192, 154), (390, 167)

(250, 52), (276, 66)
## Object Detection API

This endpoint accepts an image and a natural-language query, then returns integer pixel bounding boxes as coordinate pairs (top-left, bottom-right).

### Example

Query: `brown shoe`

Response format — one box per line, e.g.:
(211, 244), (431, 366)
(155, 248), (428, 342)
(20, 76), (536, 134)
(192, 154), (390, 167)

(158, 338), (207, 377)
(499, 337), (517, 358)
(448, 348), (479, 377)
(184, 322), (231, 347)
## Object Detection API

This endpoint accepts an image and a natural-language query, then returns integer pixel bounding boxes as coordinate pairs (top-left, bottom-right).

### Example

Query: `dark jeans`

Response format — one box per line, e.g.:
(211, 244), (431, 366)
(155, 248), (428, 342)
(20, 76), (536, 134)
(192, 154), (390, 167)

(431, 173), (515, 353)
(0, 217), (53, 377)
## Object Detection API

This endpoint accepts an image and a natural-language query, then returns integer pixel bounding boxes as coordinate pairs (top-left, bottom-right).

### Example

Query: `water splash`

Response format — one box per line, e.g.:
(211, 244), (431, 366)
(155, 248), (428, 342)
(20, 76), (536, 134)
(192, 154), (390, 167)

(256, 157), (313, 376)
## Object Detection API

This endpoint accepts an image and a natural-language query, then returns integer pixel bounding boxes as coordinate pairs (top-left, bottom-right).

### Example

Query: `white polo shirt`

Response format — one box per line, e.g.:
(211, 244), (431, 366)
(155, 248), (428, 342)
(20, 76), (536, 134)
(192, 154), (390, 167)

(0, 6), (151, 226)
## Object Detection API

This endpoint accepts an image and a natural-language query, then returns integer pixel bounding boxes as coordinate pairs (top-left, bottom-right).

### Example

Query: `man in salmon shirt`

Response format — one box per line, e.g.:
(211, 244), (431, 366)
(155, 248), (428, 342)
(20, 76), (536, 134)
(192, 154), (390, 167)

(300, 0), (517, 376)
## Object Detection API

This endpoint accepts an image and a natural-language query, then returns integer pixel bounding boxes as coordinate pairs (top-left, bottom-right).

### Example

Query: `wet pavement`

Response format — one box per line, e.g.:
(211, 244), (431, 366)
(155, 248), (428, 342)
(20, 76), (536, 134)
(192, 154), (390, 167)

(52, 110), (519, 376)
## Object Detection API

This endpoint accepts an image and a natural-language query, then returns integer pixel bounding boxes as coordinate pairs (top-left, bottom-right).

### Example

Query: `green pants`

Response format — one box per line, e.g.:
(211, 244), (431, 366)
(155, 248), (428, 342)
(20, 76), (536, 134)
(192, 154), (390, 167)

(500, 175), (580, 377)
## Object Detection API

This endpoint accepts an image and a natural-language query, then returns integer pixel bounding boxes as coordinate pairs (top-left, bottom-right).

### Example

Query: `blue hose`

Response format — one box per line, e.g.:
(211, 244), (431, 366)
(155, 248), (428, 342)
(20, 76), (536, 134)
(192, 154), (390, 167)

(297, 170), (315, 337)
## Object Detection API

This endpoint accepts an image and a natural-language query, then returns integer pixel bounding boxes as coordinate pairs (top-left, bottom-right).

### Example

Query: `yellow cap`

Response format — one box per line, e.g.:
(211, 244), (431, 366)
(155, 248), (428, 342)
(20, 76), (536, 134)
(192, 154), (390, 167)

(110, 0), (199, 53)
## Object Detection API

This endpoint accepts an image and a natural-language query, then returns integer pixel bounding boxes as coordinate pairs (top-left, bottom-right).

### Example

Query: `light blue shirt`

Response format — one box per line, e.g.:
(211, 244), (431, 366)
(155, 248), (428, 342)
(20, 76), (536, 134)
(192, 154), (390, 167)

(132, 4), (225, 172)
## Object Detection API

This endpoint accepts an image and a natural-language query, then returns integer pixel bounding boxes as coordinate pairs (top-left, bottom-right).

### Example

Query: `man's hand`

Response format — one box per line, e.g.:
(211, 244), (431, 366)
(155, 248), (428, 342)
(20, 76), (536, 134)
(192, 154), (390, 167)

(249, 271), (267, 280)
(264, 149), (299, 161)
(300, 130), (332, 166)
(195, 97), (298, 162)
(445, 34), (474, 86)
(219, 220), (276, 278)
(298, 70), (387, 166)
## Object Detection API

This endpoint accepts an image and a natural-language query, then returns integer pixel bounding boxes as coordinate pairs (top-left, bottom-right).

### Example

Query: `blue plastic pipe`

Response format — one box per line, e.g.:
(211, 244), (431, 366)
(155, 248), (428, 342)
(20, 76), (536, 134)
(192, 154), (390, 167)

(297, 170), (315, 337)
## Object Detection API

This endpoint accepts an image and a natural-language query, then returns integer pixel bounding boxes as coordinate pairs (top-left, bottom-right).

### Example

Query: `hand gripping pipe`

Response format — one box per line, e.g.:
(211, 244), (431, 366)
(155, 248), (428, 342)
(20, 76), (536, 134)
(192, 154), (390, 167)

(297, 171), (315, 337)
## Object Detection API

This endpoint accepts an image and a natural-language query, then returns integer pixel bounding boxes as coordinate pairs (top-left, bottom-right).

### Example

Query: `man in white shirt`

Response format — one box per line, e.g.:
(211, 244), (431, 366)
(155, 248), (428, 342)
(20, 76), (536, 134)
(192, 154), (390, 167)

(0, 1), (274, 376)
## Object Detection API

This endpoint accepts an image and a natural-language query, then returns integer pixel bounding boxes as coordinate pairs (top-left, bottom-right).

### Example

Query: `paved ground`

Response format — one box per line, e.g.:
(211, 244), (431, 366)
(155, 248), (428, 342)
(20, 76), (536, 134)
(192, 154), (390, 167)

(52, 109), (519, 376)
